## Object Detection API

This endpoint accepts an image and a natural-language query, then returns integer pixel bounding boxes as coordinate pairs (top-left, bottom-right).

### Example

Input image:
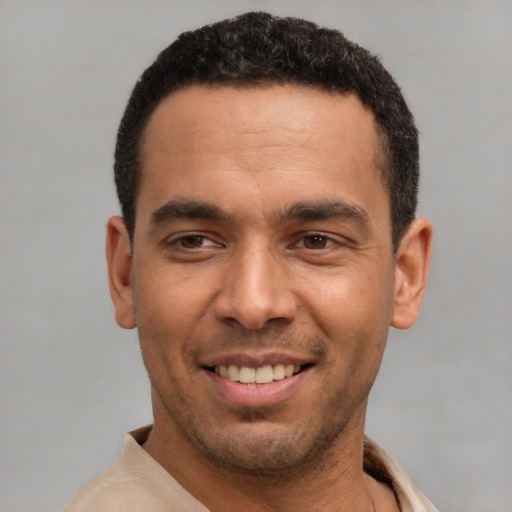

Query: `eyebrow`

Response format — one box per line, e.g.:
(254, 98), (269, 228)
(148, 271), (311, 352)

(274, 200), (369, 226)
(151, 199), (228, 226)
(150, 198), (369, 229)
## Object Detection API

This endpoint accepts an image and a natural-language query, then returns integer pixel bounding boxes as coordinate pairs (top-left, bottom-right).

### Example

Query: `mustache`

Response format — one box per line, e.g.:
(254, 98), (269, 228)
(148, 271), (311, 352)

(185, 324), (328, 360)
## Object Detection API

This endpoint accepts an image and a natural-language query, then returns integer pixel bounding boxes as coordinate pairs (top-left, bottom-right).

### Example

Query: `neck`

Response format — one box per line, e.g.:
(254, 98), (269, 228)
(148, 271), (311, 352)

(144, 401), (380, 512)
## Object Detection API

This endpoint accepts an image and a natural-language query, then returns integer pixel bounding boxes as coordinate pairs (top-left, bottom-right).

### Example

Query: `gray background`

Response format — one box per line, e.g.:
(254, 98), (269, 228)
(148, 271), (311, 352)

(1, 1), (511, 511)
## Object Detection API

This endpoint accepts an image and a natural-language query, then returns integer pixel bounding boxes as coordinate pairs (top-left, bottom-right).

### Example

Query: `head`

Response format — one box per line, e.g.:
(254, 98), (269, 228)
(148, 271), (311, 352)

(106, 12), (432, 479)
(114, 11), (419, 251)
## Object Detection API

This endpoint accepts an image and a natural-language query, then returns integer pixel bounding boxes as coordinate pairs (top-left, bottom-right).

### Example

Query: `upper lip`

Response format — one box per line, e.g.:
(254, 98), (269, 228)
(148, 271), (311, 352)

(199, 351), (314, 369)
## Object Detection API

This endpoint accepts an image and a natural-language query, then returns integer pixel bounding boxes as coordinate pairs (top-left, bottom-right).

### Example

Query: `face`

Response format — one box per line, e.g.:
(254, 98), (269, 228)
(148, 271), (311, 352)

(108, 85), (427, 475)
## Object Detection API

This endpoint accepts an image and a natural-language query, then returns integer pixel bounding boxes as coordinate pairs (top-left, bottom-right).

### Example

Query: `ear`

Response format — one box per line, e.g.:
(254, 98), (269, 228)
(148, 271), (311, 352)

(390, 217), (433, 329)
(106, 216), (137, 329)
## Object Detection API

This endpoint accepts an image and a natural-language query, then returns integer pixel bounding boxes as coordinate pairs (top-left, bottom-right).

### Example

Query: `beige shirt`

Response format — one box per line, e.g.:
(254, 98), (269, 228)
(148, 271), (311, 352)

(62, 426), (438, 512)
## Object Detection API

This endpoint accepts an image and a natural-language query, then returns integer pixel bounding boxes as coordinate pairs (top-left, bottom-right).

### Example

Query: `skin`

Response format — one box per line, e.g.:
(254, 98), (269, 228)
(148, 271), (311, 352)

(107, 84), (432, 512)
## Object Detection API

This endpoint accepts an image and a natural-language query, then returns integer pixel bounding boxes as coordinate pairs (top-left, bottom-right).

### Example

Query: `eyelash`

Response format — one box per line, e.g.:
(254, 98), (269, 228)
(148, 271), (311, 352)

(166, 232), (343, 252)
(166, 233), (221, 250)
(293, 233), (337, 250)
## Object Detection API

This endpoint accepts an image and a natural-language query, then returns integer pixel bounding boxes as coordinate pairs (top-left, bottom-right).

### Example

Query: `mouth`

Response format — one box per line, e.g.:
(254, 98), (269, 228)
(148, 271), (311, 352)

(201, 356), (314, 406)
(204, 363), (312, 384)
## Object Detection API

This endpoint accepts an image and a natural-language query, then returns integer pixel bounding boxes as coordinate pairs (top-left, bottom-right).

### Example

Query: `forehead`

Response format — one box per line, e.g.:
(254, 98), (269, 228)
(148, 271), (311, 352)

(141, 84), (380, 160)
(137, 84), (388, 226)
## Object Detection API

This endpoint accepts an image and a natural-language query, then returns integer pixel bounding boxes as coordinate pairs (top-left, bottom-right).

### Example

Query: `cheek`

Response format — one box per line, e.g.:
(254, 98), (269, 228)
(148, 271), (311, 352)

(134, 264), (212, 331)
(298, 264), (394, 369)
(133, 276), (197, 385)
(301, 263), (394, 323)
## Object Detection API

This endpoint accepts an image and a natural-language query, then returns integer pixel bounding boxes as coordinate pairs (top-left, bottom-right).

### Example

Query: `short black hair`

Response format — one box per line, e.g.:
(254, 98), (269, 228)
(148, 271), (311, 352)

(114, 11), (419, 250)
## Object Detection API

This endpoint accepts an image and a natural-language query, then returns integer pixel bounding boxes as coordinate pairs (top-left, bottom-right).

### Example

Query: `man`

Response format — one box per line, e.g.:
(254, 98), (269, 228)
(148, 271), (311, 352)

(63, 12), (435, 512)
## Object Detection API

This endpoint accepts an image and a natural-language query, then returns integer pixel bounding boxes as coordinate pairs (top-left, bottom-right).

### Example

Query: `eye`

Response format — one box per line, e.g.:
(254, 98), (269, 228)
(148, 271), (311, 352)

(173, 234), (219, 249)
(300, 234), (334, 249)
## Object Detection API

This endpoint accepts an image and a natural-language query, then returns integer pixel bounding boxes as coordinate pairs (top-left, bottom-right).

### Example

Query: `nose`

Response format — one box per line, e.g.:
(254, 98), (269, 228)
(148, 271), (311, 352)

(213, 245), (297, 331)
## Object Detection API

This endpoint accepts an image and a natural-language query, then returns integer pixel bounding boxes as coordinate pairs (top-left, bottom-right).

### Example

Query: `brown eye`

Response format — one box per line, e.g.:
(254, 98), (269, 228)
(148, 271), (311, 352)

(303, 234), (329, 249)
(179, 235), (206, 248)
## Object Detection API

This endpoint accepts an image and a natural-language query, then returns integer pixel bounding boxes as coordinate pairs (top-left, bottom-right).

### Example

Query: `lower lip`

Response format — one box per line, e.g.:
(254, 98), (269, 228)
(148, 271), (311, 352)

(203, 369), (309, 407)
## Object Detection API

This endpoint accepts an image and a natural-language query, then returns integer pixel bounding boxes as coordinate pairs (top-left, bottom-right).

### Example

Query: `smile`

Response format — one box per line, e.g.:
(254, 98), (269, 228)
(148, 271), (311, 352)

(203, 359), (313, 406)
(212, 364), (303, 384)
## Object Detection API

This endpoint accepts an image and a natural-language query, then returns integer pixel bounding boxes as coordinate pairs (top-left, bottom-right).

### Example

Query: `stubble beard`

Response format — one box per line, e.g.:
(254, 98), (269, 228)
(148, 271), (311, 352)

(194, 417), (351, 478)
(143, 327), (378, 479)
(151, 375), (368, 479)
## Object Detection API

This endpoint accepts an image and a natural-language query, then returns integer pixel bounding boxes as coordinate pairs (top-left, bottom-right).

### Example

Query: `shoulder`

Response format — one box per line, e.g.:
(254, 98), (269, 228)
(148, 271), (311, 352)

(363, 436), (438, 512)
(61, 426), (163, 511)
(61, 461), (160, 512)
(61, 426), (208, 512)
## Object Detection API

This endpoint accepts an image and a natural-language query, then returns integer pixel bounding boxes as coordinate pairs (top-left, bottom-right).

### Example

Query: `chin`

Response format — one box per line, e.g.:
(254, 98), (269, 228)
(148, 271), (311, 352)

(189, 418), (346, 476)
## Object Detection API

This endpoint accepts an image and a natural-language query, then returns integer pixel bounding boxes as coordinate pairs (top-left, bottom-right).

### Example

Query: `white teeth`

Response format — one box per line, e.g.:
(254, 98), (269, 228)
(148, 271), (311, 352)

(285, 364), (294, 378)
(239, 367), (256, 383)
(227, 365), (240, 381)
(273, 364), (285, 380)
(255, 365), (273, 384)
(215, 363), (304, 384)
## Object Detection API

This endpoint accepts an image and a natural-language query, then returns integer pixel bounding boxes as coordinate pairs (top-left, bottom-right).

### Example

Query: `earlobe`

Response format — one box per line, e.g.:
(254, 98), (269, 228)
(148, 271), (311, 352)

(106, 216), (137, 329)
(390, 218), (433, 329)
